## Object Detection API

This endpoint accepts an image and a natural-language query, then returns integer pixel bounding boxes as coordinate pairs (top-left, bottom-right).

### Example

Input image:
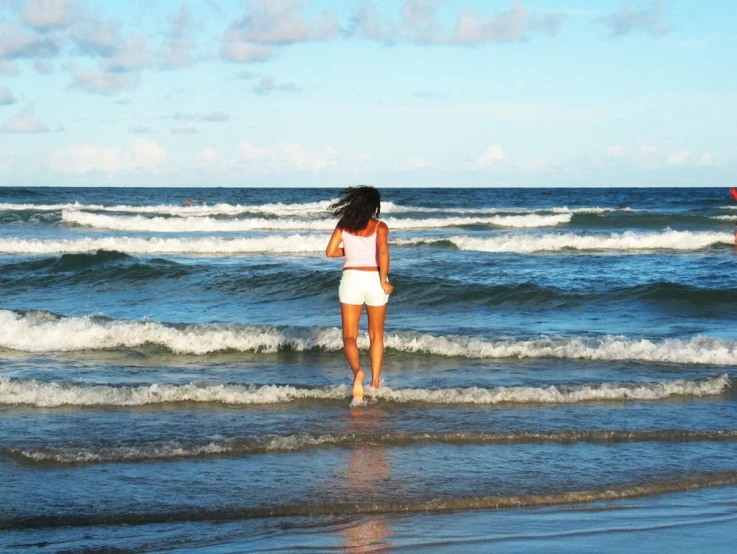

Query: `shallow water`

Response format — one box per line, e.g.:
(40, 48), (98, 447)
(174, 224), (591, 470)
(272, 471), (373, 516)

(1, 186), (736, 551)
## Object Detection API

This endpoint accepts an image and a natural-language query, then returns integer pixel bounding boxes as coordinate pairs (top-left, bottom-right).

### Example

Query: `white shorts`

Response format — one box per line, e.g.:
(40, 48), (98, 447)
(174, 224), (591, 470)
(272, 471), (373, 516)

(339, 270), (389, 306)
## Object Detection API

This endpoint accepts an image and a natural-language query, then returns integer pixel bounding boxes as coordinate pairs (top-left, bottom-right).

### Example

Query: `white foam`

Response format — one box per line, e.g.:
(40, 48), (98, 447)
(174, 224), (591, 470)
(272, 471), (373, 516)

(1, 201), (612, 218)
(3, 311), (737, 365)
(62, 210), (571, 232)
(0, 235), (328, 255)
(0, 374), (727, 408)
(0, 201), (337, 217)
(0, 377), (349, 407)
(486, 214), (571, 227)
(446, 229), (731, 253)
(6, 230), (714, 256)
(12, 434), (343, 463)
(62, 210), (339, 232)
(382, 204), (615, 215)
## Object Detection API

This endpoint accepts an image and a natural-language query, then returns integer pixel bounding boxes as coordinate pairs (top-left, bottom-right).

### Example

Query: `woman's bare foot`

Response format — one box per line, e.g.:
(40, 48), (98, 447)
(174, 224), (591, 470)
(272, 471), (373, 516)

(352, 369), (365, 400)
(370, 380), (380, 389)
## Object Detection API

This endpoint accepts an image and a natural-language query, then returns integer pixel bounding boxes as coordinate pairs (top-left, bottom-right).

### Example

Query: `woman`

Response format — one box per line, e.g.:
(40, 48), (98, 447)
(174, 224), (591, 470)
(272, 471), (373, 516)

(326, 186), (393, 402)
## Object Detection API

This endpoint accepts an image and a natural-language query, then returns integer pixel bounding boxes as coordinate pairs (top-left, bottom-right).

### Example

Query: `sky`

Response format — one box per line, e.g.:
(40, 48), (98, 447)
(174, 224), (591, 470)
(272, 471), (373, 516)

(0, 0), (735, 188)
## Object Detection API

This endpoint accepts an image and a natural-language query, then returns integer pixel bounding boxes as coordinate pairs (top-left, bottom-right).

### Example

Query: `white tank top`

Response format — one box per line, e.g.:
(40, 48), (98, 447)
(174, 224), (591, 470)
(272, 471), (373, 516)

(342, 225), (379, 268)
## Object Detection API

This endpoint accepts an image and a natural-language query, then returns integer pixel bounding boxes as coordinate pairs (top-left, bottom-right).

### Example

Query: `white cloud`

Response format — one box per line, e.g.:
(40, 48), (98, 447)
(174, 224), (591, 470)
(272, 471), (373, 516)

(350, 0), (395, 41)
(240, 0), (337, 44)
(596, 0), (668, 39)
(130, 137), (166, 168)
(70, 69), (138, 94)
(239, 141), (277, 162)
(0, 148), (16, 171)
(103, 36), (149, 72)
(283, 143), (337, 171)
(48, 138), (166, 174)
(220, 0), (339, 62)
(167, 112), (230, 122)
(0, 24), (60, 59)
(72, 17), (120, 57)
(453, 1), (565, 44)
(639, 144), (657, 155)
(238, 141), (338, 171)
(200, 111), (230, 122)
(358, 152), (373, 162)
(22, 0), (76, 30)
(475, 145), (506, 168)
(697, 152), (713, 166)
(1, 105), (49, 133)
(402, 0), (445, 43)
(196, 147), (220, 168)
(608, 145), (626, 158)
(0, 85), (15, 105)
(34, 59), (54, 74)
(253, 76), (301, 94)
(668, 150), (691, 165)
(220, 36), (271, 62)
(409, 155), (431, 169)
(194, 147), (235, 173)
(160, 5), (198, 69)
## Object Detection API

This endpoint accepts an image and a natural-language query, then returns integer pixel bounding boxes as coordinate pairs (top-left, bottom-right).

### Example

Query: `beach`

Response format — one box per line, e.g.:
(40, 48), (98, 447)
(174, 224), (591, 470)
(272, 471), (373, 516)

(1, 186), (737, 552)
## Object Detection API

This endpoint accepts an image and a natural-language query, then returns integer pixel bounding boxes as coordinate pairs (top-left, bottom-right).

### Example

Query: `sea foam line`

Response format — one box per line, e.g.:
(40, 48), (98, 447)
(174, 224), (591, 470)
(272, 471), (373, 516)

(10, 429), (737, 464)
(1, 201), (613, 217)
(443, 229), (731, 252)
(1, 229), (725, 256)
(0, 375), (728, 408)
(0, 201), (337, 217)
(0, 235), (329, 254)
(3, 311), (737, 365)
(61, 210), (571, 232)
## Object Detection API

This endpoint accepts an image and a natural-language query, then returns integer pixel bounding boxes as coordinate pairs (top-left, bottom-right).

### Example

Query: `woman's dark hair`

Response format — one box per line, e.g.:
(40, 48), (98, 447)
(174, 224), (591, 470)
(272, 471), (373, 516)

(329, 186), (381, 232)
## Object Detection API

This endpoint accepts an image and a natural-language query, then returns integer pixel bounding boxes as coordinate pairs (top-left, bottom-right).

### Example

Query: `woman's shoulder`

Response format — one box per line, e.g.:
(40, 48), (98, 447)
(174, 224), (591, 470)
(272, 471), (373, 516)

(375, 219), (388, 232)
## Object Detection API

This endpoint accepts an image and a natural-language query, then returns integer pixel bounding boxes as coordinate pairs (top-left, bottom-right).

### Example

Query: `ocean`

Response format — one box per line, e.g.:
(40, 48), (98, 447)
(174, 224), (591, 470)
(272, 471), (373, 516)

(1, 186), (736, 552)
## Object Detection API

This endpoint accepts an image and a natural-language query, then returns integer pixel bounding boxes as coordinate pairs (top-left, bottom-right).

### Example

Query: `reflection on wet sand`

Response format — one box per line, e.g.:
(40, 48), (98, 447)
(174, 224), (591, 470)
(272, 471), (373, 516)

(341, 407), (393, 552)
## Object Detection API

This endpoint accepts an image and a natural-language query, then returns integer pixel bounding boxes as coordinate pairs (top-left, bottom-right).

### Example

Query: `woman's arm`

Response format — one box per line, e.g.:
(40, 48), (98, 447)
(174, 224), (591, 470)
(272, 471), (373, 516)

(325, 226), (344, 258)
(376, 221), (393, 294)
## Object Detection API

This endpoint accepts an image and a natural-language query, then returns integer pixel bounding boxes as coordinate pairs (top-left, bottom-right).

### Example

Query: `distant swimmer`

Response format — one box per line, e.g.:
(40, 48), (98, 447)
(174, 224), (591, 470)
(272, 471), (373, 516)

(184, 199), (194, 206)
(201, 201), (207, 206)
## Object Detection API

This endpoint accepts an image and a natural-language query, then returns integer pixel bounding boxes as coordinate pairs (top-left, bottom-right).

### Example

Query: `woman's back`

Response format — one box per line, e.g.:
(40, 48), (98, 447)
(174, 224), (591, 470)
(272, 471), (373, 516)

(342, 219), (379, 268)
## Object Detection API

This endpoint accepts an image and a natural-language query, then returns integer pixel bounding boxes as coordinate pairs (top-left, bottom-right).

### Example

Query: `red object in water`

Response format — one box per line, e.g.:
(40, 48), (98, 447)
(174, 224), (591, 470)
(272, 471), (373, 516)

(731, 188), (737, 202)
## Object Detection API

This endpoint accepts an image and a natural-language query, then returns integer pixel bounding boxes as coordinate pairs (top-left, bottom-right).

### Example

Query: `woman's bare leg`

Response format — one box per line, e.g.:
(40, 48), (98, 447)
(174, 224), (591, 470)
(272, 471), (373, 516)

(366, 304), (387, 388)
(341, 303), (364, 399)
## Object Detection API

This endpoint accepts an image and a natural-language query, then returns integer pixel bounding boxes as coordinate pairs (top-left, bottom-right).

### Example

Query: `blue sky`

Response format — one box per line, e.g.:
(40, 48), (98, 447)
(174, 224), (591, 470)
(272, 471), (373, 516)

(0, 0), (734, 187)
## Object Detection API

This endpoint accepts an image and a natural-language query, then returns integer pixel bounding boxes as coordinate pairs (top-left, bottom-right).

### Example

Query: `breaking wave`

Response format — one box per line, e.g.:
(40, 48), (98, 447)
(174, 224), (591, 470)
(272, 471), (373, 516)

(1, 201), (613, 217)
(61, 210), (571, 232)
(0, 374), (728, 408)
(1, 229), (728, 255)
(3, 311), (737, 365)
(442, 229), (730, 253)
(0, 235), (329, 255)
